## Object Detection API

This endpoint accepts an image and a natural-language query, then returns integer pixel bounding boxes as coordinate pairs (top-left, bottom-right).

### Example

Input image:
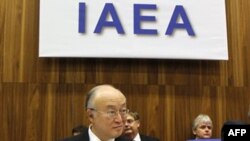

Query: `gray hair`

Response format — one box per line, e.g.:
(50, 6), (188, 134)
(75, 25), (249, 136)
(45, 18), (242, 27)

(85, 84), (117, 109)
(192, 114), (213, 131)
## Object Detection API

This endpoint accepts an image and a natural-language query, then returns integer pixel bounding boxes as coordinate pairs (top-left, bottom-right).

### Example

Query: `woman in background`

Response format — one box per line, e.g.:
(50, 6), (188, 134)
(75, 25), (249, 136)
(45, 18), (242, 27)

(192, 114), (213, 139)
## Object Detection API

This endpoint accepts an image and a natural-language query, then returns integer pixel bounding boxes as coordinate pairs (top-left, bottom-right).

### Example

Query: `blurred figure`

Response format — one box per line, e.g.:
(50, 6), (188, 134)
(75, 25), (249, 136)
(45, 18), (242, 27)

(61, 84), (128, 141)
(192, 114), (213, 139)
(123, 111), (159, 141)
(72, 125), (87, 136)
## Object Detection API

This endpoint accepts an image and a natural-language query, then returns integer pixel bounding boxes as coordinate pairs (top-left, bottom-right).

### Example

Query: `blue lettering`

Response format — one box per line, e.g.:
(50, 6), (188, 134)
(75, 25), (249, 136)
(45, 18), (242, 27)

(78, 3), (194, 36)
(94, 3), (124, 34)
(134, 4), (158, 35)
(78, 2), (86, 33)
(166, 5), (195, 36)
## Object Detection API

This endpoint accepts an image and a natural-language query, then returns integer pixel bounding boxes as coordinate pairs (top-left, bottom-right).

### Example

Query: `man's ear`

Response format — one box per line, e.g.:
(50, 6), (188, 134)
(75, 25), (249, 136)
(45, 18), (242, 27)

(87, 109), (94, 122)
(137, 120), (140, 128)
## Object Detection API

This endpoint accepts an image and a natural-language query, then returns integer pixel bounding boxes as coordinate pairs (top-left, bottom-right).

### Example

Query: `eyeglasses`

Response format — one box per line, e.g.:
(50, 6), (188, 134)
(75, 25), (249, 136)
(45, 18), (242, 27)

(89, 108), (129, 119)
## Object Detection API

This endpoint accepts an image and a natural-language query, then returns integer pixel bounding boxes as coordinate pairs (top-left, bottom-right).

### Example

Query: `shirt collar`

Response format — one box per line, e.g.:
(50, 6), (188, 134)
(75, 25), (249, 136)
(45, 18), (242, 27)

(133, 133), (141, 141)
(88, 125), (115, 141)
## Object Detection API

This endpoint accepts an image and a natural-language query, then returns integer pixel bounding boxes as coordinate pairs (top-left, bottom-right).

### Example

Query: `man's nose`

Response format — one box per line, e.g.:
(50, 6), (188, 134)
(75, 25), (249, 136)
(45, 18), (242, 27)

(125, 122), (129, 126)
(114, 113), (123, 122)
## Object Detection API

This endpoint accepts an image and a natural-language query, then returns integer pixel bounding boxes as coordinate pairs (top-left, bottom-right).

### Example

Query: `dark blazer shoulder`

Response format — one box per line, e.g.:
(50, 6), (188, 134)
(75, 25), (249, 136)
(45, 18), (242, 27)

(115, 136), (128, 141)
(59, 129), (126, 141)
(140, 134), (160, 141)
(59, 129), (89, 141)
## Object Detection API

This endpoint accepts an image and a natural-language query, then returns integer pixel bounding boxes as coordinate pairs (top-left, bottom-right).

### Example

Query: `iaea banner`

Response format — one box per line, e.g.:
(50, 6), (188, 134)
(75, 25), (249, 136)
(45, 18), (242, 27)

(39, 0), (228, 60)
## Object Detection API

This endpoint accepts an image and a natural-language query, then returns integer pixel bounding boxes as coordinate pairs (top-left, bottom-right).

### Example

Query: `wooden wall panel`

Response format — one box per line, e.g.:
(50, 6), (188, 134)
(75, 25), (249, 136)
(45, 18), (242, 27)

(226, 0), (250, 86)
(3, 0), (23, 82)
(1, 0), (250, 141)
(2, 0), (38, 82)
(0, 0), (5, 82)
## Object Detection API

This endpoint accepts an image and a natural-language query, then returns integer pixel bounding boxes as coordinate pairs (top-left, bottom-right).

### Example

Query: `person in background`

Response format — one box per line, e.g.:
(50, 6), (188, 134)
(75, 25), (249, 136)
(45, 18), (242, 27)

(192, 114), (213, 139)
(61, 84), (128, 141)
(72, 125), (87, 136)
(123, 111), (159, 141)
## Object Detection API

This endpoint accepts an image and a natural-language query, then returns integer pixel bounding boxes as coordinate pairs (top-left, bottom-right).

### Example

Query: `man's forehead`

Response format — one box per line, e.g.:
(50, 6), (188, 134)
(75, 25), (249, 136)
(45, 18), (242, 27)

(95, 97), (126, 107)
(92, 87), (126, 107)
(126, 115), (134, 120)
(98, 96), (126, 102)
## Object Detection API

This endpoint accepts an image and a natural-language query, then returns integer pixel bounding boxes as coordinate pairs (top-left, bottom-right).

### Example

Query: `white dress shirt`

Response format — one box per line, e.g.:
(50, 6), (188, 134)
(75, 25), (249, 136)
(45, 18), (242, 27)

(133, 133), (141, 141)
(88, 125), (115, 141)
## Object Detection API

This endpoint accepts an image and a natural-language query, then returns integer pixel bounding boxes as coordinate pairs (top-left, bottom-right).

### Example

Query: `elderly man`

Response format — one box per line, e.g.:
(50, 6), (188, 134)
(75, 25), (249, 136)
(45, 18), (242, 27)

(61, 84), (128, 141)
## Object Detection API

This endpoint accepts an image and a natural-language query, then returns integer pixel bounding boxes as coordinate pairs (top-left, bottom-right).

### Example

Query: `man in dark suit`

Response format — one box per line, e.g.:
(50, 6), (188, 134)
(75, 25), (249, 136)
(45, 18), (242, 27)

(123, 111), (159, 141)
(62, 127), (127, 141)
(72, 125), (87, 136)
(60, 84), (128, 141)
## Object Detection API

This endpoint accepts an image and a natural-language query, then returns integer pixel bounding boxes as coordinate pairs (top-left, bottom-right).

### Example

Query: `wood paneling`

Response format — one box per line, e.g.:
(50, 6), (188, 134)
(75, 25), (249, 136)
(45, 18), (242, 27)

(1, 0), (250, 141)
(0, 0), (5, 82)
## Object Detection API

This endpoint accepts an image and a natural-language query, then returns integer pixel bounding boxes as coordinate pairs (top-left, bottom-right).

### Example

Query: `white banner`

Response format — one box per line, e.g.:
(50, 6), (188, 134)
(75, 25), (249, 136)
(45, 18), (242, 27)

(39, 0), (228, 60)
